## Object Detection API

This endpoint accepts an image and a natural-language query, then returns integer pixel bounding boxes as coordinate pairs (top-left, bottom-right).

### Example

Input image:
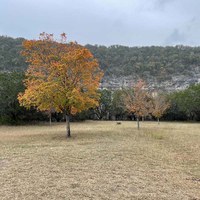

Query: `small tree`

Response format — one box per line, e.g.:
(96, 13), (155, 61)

(151, 94), (170, 124)
(18, 33), (103, 137)
(125, 79), (152, 130)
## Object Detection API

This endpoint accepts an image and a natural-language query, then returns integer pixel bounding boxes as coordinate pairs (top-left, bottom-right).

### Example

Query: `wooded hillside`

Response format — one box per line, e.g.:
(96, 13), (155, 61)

(1, 36), (200, 84)
(86, 44), (200, 82)
(0, 36), (26, 71)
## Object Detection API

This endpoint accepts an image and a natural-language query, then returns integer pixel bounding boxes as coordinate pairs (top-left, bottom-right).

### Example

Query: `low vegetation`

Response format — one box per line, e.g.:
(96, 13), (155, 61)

(0, 121), (199, 199)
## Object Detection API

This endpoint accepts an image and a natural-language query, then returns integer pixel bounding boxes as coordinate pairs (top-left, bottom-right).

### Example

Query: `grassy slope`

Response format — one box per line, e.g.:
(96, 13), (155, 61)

(0, 121), (200, 200)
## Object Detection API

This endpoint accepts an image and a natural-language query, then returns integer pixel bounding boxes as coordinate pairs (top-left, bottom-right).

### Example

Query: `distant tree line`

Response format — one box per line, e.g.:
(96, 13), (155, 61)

(0, 35), (200, 124)
(1, 71), (199, 124)
(166, 84), (200, 121)
(0, 72), (48, 124)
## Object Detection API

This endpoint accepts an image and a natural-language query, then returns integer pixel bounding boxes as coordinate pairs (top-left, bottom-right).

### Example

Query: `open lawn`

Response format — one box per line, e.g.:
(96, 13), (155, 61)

(0, 121), (200, 200)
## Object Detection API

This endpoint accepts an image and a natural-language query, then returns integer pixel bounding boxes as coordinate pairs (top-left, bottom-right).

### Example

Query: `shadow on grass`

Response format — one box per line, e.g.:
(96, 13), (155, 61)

(50, 129), (123, 144)
(18, 131), (111, 143)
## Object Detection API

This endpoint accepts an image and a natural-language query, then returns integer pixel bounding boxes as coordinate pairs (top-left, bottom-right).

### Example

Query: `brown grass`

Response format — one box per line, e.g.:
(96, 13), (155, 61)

(0, 121), (200, 199)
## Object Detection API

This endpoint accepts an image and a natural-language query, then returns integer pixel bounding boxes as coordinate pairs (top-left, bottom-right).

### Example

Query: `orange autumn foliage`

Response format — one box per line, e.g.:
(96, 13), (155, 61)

(18, 33), (103, 115)
(151, 95), (170, 121)
(125, 79), (152, 118)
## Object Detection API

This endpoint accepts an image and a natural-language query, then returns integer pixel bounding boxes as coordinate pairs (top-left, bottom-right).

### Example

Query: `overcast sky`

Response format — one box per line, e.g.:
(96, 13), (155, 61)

(0, 0), (200, 46)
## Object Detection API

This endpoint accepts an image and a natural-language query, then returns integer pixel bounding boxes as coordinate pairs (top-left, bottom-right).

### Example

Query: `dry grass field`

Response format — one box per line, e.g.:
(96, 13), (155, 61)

(0, 121), (200, 200)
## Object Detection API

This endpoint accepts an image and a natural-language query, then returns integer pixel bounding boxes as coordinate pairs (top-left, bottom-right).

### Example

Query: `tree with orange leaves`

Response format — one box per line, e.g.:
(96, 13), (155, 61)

(125, 79), (152, 130)
(151, 94), (170, 124)
(18, 33), (103, 137)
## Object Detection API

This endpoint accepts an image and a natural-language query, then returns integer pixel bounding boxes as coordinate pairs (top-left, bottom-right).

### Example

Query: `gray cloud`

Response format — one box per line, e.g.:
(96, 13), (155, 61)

(165, 29), (186, 45)
(0, 0), (200, 46)
(155, 0), (175, 8)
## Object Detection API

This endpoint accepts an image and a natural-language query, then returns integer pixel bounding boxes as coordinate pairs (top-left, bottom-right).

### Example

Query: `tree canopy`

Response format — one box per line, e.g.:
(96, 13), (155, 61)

(18, 33), (103, 137)
(124, 80), (153, 129)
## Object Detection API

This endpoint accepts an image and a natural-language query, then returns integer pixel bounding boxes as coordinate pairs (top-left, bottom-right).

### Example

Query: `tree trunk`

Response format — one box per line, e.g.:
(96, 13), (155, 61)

(49, 112), (52, 126)
(66, 114), (71, 138)
(137, 117), (140, 130)
(157, 118), (160, 125)
(106, 111), (109, 120)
